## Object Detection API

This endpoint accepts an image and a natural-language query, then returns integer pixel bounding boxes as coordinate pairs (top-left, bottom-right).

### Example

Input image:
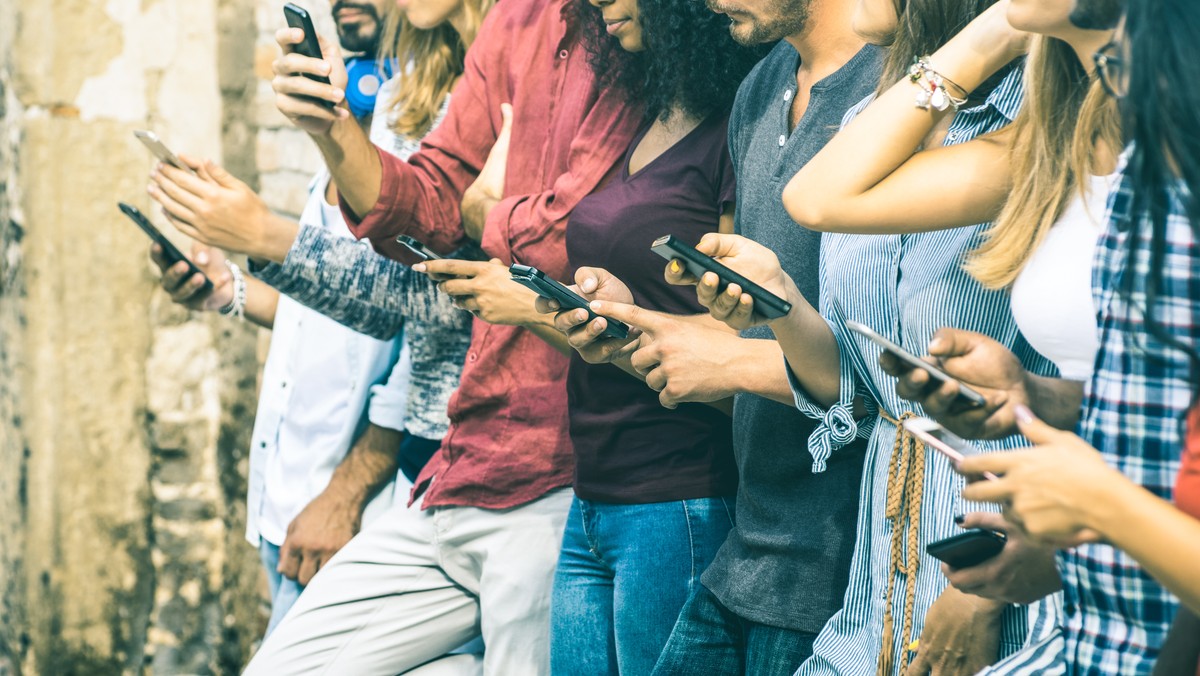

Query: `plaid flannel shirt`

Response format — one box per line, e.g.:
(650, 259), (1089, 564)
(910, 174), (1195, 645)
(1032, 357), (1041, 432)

(1059, 167), (1200, 674)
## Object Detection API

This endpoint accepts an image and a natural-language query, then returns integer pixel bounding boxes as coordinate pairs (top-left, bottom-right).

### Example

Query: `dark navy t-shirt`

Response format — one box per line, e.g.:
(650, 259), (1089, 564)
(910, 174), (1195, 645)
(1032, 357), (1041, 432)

(564, 113), (738, 503)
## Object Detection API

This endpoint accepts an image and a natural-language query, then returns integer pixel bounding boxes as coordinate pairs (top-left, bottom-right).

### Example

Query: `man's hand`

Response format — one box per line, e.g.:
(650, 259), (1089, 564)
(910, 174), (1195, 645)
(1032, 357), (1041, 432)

(538, 267), (641, 364)
(150, 242), (233, 312)
(665, 233), (799, 331)
(277, 485), (364, 586)
(880, 328), (1029, 440)
(908, 586), (1005, 676)
(592, 300), (746, 409)
(271, 28), (351, 135)
(148, 156), (298, 263)
(417, 258), (543, 327)
(942, 512), (1062, 604)
(960, 408), (1116, 548)
(461, 103), (513, 242)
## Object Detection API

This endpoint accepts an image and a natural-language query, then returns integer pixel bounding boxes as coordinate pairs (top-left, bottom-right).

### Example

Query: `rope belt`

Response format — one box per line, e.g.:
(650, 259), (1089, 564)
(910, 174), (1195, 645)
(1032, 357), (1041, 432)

(877, 410), (926, 676)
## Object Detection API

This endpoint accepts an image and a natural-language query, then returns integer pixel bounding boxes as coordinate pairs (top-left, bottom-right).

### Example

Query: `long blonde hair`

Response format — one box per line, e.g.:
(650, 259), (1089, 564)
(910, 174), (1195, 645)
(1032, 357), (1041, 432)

(378, 0), (495, 138)
(965, 37), (1122, 289)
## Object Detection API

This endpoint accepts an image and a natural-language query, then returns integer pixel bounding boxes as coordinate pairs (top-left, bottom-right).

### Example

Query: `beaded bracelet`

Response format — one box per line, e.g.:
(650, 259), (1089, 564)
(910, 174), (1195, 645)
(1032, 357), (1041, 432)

(907, 57), (968, 112)
(218, 260), (247, 321)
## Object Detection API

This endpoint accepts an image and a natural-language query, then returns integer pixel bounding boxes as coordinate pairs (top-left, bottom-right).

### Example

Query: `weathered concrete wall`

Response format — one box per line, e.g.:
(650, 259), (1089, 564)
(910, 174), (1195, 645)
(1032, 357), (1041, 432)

(0, 0), (287, 672)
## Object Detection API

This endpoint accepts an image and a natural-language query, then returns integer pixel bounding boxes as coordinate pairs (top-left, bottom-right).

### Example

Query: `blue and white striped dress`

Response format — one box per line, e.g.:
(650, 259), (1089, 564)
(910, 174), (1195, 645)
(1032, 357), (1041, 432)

(790, 66), (1063, 676)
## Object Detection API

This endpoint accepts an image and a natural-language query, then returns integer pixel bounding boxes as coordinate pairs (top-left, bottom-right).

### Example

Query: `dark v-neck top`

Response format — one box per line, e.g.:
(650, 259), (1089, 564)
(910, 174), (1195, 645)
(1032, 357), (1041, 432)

(564, 113), (737, 503)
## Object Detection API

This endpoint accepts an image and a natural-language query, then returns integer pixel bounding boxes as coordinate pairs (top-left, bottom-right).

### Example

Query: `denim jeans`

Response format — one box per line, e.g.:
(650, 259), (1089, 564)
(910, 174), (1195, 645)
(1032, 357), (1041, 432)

(550, 495), (735, 676)
(651, 583), (817, 676)
(259, 540), (305, 636)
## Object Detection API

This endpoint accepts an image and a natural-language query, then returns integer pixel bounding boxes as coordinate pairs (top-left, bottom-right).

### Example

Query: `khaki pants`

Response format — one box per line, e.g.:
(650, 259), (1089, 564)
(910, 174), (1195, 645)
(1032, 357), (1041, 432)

(244, 488), (572, 675)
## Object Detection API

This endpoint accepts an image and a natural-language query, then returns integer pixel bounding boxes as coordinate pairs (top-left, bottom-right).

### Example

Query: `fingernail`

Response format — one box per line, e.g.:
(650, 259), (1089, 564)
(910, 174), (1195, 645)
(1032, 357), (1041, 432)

(590, 300), (603, 311)
(332, 88), (344, 101)
(929, 336), (944, 351)
(669, 260), (682, 274)
(197, 251), (208, 264)
(953, 514), (964, 524)
(1014, 404), (1034, 425)
(413, 263), (426, 272)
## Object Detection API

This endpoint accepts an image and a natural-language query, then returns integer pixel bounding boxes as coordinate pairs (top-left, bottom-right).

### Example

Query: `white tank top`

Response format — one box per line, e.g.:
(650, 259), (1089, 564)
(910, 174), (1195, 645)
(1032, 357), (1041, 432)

(1010, 174), (1115, 381)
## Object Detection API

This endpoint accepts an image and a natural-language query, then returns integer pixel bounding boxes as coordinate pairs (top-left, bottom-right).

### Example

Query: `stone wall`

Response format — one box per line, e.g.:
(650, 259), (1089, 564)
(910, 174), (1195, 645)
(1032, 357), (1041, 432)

(0, 0), (330, 672)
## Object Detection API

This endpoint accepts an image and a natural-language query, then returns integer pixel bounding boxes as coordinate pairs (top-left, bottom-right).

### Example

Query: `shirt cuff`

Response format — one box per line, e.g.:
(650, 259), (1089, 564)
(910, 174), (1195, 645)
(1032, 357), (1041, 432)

(340, 145), (405, 240)
(367, 333), (412, 432)
(479, 195), (522, 265)
(787, 318), (876, 473)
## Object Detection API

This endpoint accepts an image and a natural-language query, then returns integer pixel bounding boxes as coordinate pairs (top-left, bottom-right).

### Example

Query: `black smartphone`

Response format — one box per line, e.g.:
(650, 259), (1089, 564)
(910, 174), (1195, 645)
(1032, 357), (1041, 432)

(509, 264), (630, 341)
(119, 203), (213, 294)
(397, 235), (445, 261)
(845, 320), (987, 410)
(650, 235), (792, 320)
(283, 3), (331, 85)
(926, 528), (1007, 568)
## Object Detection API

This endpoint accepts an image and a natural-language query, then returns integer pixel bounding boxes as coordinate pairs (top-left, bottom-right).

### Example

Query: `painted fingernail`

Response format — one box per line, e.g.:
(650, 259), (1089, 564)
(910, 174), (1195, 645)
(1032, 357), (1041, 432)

(669, 260), (682, 274)
(953, 514), (964, 524)
(1014, 404), (1034, 425)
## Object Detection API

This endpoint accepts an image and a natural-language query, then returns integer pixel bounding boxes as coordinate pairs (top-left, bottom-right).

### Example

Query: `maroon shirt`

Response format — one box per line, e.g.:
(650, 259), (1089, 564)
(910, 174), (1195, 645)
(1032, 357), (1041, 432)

(565, 114), (738, 503)
(343, 0), (642, 510)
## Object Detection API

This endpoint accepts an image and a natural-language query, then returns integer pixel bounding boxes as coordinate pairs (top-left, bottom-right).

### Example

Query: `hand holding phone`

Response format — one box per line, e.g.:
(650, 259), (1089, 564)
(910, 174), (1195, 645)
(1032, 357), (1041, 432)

(134, 131), (194, 174)
(510, 264), (630, 341)
(926, 529), (1007, 568)
(902, 416), (998, 481)
(650, 235), (792, 320)
(846, 320), (986, 410)
(283, 3), (331, 85)
(120, 202), (214, 295)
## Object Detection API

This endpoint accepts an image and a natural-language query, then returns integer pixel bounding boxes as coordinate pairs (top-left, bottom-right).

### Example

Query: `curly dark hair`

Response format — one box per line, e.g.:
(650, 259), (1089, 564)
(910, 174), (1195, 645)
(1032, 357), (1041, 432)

(575, 0), (770, 122)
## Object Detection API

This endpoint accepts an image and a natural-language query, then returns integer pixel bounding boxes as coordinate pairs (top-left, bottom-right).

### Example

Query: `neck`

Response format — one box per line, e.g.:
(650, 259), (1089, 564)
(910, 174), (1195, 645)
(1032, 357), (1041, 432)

(1065, 28), (1115, 74)
(450, 10), (476, 47)
(784, 0), (864, 78)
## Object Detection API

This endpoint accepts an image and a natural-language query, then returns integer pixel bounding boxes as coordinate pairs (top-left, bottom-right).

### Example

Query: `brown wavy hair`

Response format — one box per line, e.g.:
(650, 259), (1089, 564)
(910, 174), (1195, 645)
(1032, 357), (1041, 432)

(378, 0), (495, 138)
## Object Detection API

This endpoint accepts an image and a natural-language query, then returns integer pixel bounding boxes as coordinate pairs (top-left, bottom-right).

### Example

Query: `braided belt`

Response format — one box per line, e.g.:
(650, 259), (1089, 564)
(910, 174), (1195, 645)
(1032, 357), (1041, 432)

(877, 410), (926, 676)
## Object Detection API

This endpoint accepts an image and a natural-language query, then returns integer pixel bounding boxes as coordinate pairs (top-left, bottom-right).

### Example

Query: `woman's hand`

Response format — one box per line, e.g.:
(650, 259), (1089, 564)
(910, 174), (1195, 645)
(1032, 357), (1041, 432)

(537, 266), (640, 364)
(462, 103), (514, 241)
(150, 242), (233, 312)
(271, 28), (351, 135)
(148, 155), (298, 263)
(416, 258), (543, 327)
(664, 233), (800, 331)
(960, 407), (1124, 548)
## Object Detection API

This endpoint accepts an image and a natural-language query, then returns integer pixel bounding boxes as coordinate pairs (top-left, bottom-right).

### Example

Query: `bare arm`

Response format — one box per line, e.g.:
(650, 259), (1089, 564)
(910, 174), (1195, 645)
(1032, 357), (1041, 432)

(784, 3), (1027, 234)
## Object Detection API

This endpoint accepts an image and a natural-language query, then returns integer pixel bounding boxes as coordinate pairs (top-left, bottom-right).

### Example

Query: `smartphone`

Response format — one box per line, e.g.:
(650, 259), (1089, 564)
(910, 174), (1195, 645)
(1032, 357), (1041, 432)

(397, 235), (445, 261)
(509, 264), (630, 341)
(283, 3), (331, 85)
(133, 130), (193, 174)
(845, 320), (987, 409)
(926, 528), (1007, 568)
(118, 202), (213, 295)
(902, 417), (998, 481)
(650, 235), (792, 321)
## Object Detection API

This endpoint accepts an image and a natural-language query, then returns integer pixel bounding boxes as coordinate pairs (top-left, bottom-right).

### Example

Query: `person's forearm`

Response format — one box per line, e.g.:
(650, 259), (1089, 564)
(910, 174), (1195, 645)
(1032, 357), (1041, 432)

(526, 317), (573, 357)
(323, 423), (404, 508)
(1024, 375), (1085, 431)
(726, 339), (801, 406)
(461, 189), (498, 244)
(768, 289), (844, 407)
(313, 117), (383, 220)
(242, 276), (280, 329)
(1094, 478), (1200, 616)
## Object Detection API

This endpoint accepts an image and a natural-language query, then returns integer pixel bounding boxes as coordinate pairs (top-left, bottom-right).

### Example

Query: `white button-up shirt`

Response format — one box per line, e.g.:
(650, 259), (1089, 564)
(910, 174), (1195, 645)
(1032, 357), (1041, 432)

(245, 174), (411, 547)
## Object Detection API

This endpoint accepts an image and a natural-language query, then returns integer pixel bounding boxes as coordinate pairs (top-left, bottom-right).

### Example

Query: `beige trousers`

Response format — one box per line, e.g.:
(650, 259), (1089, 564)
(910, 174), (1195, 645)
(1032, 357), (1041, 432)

(243, 488), (572, 675)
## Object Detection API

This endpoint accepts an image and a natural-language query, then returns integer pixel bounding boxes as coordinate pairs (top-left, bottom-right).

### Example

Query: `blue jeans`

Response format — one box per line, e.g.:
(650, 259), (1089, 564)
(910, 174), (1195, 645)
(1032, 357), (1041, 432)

(550, 495), (735, 676)
(651, 583), (817, 675)
(259, 540), (305, 636)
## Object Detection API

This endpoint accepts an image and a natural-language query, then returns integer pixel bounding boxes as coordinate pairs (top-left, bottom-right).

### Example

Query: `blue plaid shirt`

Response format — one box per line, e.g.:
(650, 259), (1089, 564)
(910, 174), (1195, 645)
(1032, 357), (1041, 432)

(1059, 166), (1199, 674)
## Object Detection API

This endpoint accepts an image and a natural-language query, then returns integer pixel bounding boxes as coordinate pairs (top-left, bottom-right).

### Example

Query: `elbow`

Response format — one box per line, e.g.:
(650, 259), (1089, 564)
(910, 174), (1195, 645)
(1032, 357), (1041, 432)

(783, 181), (835, 233)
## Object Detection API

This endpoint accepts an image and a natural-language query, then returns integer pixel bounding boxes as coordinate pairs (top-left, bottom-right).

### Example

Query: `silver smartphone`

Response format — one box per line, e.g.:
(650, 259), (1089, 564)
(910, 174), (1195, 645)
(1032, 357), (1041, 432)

(902, 417), (998, 481)
(134, 130), (194, 173)
(845, 320), (986, 409)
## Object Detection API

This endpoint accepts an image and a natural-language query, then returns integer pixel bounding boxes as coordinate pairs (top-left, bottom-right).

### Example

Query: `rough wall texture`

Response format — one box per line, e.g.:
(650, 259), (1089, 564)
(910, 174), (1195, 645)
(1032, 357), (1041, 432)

(0, 0), (328, 672)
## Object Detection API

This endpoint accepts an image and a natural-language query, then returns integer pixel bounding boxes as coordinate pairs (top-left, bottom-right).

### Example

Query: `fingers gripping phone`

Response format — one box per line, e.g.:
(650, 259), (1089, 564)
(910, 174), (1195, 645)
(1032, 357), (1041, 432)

(902, 416), (998, 481)
(845, 320), (987, 410)
(133, 130), (194, 174)
(118, 202), (214, 295)
(283, 3), (332, 85)
(509, 264), (630, 341)
(650, 235), (792, 320)
(396, 235), (490, 263)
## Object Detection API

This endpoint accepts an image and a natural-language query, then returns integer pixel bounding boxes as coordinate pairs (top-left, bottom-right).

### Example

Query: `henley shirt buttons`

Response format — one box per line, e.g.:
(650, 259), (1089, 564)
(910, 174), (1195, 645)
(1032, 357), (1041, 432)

(784, 89), (793, 101)
(778, 134), (787, 147)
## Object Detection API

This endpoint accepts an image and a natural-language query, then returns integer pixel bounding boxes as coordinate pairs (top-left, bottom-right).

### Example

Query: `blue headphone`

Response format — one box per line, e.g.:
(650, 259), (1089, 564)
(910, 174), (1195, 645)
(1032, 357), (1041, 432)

(345, 57), (398, 119)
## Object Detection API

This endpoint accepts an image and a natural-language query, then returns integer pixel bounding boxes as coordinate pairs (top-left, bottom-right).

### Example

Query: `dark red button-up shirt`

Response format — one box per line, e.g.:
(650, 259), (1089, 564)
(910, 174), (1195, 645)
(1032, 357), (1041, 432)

(344, 0), (641, 510)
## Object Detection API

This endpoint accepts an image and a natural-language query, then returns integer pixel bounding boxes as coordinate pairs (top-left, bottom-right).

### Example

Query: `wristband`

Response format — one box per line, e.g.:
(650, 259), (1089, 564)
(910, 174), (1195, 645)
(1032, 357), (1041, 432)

(908, 57), (969, 112)
(218, 260), (247, 321)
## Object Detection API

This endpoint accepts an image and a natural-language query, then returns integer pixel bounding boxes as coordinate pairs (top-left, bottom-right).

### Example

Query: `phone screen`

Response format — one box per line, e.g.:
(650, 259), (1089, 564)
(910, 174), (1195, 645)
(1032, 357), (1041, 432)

(903, 417), (998, 480)
(845, 320), (986, 409)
